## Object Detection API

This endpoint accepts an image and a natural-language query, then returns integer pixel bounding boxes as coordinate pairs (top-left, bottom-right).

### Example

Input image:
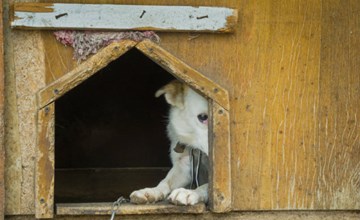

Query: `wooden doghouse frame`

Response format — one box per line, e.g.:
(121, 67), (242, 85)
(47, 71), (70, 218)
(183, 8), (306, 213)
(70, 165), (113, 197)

(35, 39), (231, 218)
(3, 1), (360, 219)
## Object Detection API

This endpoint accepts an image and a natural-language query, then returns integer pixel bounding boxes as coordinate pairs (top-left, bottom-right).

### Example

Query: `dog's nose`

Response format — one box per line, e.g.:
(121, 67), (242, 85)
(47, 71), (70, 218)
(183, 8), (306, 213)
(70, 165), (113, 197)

(197, 113), (208, 124)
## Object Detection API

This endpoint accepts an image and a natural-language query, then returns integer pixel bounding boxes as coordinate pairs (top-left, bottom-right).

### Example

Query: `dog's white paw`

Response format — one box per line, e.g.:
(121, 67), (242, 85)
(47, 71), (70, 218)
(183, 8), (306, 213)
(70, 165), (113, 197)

(130, 187), (166, 204)
(168, 188), (203, 205)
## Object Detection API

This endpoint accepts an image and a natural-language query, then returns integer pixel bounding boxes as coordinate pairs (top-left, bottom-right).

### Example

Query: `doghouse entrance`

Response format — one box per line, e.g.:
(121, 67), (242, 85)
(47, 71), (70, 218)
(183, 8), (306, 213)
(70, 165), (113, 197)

(55, 49), (174, 203)
(36, 40), (230, 218)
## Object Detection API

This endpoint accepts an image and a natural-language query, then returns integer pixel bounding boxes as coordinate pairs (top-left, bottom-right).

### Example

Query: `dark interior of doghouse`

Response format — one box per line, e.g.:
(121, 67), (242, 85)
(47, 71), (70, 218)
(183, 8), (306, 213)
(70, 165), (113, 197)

(55, 49), (175, 203)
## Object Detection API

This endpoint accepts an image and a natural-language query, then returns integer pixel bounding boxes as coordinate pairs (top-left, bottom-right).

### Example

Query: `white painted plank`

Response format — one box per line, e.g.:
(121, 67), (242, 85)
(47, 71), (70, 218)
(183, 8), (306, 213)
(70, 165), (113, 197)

(11, 3), (237, 32)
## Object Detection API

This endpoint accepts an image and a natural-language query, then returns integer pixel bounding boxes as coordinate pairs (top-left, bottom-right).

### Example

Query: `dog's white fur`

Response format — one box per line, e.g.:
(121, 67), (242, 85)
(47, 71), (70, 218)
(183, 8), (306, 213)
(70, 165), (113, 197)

(130, 80), (209, 205)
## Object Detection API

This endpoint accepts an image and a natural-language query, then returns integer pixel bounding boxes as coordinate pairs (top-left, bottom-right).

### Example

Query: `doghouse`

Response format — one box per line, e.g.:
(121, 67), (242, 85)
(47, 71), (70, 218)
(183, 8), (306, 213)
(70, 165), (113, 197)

(1, 1), (359, 220)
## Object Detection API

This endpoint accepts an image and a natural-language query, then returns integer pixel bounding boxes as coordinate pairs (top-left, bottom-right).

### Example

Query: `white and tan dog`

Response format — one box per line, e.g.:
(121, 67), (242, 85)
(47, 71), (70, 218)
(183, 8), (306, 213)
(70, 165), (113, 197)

(130, 80), (209, 205)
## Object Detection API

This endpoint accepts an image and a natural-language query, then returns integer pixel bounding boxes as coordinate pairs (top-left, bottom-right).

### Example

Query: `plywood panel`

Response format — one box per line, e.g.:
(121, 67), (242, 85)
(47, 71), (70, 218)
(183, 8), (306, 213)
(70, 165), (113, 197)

(42, 32), (76, 85)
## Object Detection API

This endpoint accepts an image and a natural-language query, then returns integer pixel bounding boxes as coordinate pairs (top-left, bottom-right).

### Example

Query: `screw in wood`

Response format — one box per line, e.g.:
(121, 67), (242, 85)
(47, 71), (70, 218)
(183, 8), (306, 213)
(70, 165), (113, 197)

(44, 107), (50, 115)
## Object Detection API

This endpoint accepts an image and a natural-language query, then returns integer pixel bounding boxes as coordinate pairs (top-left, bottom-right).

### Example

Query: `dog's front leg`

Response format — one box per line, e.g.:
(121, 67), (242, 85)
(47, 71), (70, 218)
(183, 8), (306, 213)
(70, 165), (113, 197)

(168, 183), (208, 205)
(130, 153), (192, 204)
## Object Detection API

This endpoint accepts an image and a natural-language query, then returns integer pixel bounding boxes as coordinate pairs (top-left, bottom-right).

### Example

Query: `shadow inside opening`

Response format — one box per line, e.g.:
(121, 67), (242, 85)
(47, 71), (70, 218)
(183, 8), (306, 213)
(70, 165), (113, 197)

(55, 49), (174, 203)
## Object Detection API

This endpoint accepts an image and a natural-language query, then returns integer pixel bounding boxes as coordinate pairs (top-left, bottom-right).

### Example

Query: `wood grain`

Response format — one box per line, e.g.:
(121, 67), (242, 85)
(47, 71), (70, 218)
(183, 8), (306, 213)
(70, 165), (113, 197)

(14, 3), (54, 13)
(3, 0), (22, 215)
(36, 103), (55, 218)
(208, 101), (231, 212)
(0, 0), (5, 218)
(230, 0), (324, 210)
(317, 0), (360, 208)
(230, 0), (360, 210)
(42, 32), (76, 85)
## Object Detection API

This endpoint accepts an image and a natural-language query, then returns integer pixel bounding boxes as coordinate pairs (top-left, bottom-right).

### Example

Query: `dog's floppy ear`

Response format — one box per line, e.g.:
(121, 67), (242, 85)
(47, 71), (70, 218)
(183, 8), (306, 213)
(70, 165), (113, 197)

(155, 80), (185, 108)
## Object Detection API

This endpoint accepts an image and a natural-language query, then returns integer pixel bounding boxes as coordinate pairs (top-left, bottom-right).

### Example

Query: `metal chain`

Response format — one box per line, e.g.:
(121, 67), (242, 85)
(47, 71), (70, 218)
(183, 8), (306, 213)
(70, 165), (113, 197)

(110, 196), (128, 220)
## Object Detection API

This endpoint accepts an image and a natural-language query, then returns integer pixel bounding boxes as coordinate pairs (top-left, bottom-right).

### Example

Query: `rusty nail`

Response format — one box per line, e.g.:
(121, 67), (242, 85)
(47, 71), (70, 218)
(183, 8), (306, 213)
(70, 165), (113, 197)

(55, 13), (68, 19)
(140, 10), (146, 18)
(218, 109), (223, 114)
(197, 15), (209, 20)
(54, 89), (59, 94)
(40, 198), (45, 204)
(213, 88), (219, 93)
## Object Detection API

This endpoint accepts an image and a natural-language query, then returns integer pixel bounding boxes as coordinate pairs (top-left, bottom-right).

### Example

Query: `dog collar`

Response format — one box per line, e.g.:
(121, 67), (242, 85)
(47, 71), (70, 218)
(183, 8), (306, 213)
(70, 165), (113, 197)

(173, 142), (186, 153)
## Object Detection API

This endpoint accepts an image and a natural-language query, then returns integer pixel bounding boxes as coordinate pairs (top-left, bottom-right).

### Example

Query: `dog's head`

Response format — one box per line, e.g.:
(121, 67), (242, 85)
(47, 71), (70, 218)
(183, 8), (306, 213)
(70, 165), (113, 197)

(156, 80), (208, 154)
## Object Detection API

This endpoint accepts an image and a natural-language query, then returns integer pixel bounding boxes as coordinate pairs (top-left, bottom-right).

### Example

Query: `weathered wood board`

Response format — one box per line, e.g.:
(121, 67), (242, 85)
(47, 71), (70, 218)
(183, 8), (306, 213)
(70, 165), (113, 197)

(0, 0), (5, 219)
(56, 202), (206, 215)
(317, 0), (360, 208)
(36, 103), (55, 219)
(231, 0), (360, 210)
(11, 3), (237, 33)
(208, 101), (231, 212)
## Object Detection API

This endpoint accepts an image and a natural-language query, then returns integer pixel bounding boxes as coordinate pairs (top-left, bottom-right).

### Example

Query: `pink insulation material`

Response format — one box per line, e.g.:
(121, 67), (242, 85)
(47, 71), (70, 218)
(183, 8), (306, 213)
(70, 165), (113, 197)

(54, 30), (160, 61)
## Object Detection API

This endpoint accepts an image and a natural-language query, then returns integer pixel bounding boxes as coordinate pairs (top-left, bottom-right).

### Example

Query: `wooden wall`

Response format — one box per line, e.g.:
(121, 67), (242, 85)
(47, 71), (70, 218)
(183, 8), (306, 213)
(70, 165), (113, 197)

(3, 0), (360, 216)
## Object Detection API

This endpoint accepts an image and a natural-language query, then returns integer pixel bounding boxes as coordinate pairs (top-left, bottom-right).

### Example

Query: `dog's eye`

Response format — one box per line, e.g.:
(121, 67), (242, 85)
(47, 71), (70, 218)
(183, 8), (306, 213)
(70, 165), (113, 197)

(197, 113), (208, 123)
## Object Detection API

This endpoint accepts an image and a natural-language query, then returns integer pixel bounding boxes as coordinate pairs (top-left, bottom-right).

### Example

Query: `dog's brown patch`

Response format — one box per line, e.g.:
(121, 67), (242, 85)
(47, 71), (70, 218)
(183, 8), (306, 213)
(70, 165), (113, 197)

(155, 80), (187, 108)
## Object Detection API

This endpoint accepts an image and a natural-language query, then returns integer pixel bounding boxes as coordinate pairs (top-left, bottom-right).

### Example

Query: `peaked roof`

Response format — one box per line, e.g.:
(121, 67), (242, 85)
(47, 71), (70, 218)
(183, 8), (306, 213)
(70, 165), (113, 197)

(37, 39), (229, 110)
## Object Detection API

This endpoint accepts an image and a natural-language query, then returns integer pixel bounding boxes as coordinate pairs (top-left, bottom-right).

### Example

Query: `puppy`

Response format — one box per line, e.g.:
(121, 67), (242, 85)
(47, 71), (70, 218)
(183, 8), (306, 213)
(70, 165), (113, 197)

(130, 80), (209, 205)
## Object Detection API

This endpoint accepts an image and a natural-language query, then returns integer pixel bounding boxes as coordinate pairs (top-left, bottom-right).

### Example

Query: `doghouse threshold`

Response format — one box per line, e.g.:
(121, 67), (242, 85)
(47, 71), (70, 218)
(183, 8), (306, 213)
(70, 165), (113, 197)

(56, 202), (206, 215)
